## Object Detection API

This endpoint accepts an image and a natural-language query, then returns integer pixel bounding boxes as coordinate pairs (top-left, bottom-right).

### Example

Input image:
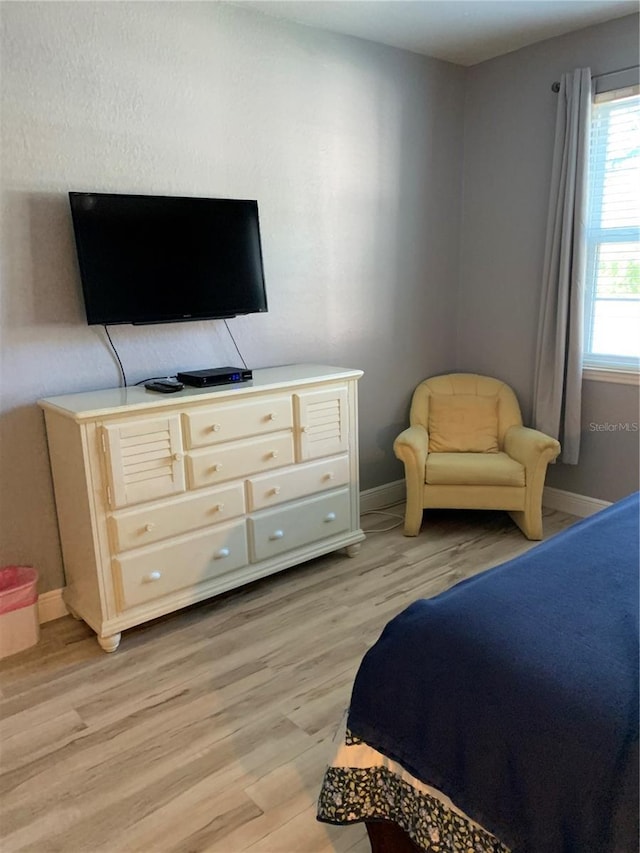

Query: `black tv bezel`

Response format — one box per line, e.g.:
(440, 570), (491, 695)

(68, 191), (269, 326)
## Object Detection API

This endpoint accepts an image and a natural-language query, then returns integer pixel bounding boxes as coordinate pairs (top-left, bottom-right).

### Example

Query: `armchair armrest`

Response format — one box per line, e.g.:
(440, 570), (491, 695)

(393, 425), (428, 470)
(394, 425), (429, 537)
(504, 426), (560, 468)
(504, 426), (560, 540)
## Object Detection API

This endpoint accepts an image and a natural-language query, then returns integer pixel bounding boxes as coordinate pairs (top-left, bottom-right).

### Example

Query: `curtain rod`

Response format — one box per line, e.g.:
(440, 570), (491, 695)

(551, 64), (640, 92)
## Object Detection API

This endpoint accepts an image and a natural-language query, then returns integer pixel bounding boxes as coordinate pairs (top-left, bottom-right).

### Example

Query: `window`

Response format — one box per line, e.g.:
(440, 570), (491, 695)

(584, 86), (640, 372)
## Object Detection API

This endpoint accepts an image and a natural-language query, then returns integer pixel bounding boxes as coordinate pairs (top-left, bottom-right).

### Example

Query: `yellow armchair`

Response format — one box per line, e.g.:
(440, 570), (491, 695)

(393, 373), (560, 539)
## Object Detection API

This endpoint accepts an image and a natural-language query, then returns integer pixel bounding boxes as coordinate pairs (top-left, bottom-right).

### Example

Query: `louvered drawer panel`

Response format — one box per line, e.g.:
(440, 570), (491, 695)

(102, 415), (185, 508)
(249, 489), (350, 562)
(109, 482), (245, 553)
(187, 432), (294, 488)
(113, 520), (248, 610)
(183, 395), (293, 448)
(247, 454), (350, 511)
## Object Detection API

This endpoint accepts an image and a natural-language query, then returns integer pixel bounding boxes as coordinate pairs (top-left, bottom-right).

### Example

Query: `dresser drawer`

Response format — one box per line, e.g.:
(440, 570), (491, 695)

(183, 395), (293, 449)
(113, 520), (248, 610)
(108, 482), (245, 553)
(247, 454), (350, 511)
(187, 432), (295, 488)
(249, 488), (350, 562)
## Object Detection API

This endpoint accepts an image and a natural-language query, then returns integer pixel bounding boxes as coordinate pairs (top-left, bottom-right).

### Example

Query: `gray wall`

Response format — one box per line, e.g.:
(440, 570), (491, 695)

(2, 3), (637, 595)
(0, 2), (464, 592)
(458, 14), (640, 503)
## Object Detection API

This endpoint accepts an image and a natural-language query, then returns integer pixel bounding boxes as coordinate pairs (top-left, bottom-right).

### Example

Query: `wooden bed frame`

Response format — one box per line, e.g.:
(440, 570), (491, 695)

(366, 821), (424, 853)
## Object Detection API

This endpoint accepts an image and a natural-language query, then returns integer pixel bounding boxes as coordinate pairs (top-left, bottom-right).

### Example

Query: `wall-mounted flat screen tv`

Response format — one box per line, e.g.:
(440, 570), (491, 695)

(68, 192), (268, 325)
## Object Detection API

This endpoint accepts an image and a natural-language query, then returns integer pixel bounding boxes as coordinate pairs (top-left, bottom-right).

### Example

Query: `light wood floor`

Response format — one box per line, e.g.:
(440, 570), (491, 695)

(0, 506), (578, 853)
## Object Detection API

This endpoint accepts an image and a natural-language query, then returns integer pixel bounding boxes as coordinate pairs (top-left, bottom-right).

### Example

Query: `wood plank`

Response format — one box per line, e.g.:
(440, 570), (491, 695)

(0, 506), (578, 852)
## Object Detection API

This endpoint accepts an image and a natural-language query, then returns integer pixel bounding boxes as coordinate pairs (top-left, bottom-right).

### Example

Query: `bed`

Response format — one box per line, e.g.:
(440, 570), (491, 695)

(317, 493), (639, 853)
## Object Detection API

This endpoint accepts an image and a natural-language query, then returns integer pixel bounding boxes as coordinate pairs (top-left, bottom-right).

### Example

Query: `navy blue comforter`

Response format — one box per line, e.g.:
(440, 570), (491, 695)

(348, 494), (639, 852)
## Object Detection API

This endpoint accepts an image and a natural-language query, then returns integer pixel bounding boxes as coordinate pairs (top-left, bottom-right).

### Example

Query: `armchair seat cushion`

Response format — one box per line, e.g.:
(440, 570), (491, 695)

(426, 451), (525, 487)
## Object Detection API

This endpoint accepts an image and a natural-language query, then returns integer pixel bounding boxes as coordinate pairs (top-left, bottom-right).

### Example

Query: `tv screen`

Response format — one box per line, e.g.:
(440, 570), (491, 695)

(68, 192), (268, 325)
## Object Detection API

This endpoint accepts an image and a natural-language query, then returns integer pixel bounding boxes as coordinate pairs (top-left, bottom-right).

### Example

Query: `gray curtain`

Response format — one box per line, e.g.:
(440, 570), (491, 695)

(533, 67), (591, 465)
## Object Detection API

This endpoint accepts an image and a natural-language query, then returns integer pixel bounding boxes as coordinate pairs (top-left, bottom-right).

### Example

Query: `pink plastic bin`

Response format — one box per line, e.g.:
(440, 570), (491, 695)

(0, 566), (39, 658)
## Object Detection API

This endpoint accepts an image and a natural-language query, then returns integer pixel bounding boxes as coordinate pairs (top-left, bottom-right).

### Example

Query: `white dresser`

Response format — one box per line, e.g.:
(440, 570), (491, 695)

(39, 364), (364, 651)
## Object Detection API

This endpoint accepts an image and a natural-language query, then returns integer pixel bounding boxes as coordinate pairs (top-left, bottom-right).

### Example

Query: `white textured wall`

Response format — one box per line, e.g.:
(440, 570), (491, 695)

(0, 2), (464, 591)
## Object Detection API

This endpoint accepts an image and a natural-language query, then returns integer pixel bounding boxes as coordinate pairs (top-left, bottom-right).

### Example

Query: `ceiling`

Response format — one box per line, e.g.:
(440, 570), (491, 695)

(237, 0), (638, 66)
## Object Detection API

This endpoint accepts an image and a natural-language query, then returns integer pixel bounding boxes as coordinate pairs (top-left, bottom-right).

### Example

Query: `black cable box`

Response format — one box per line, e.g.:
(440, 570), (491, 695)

(176, 366), (253, 388)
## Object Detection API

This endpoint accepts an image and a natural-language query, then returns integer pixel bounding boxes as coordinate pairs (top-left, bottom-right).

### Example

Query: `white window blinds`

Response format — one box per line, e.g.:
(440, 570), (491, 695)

(584, 87), (640, 370)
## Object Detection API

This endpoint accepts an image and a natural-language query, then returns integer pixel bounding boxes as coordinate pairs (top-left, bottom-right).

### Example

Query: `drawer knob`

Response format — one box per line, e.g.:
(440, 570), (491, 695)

(269, 529), (284, 540)
(145, 571), (162, 582)
(324, 512), (337, 522)
(268, 412), (277, 421)
(301, 425), (309, 433)
(173, 452), (183, 461)
(215, 503), (225, 512)
(324, 472), (335, 481)
(210, 463), (223, 473)
(144, 523), (156, 533)
(269, 450), (279, 459)
(271, 486), (281, 496)
(216, 547), (230, 558)
(210, 424), (221, 433)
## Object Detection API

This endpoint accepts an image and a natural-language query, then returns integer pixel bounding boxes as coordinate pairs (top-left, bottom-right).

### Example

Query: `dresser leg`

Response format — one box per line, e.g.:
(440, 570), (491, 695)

(97, 633), (121, 653)
(345, 543), (361, 558)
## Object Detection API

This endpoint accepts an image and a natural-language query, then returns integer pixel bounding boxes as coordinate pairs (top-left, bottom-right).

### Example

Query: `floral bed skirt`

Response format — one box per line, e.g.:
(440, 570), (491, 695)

(317, 723), (511, 853)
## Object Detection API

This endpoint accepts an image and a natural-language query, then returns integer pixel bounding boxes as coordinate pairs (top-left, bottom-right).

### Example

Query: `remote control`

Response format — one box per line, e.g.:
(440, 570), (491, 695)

(145, 379), (184, 393)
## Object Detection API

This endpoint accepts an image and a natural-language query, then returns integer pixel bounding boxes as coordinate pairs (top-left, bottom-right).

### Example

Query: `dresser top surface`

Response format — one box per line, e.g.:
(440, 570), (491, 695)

(38, 363), (363, 420)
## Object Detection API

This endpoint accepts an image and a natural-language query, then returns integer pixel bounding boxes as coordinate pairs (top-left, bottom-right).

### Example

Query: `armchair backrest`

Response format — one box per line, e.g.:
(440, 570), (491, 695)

(410, 373), (523, 449)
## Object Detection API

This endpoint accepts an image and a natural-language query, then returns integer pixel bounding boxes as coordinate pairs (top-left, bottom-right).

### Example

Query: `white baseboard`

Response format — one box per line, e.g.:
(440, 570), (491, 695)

(359, 479), (611, 520)
(543, 486), (611, 518)
(360, 479), (405, 514)
(37, 588), (68, 624)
